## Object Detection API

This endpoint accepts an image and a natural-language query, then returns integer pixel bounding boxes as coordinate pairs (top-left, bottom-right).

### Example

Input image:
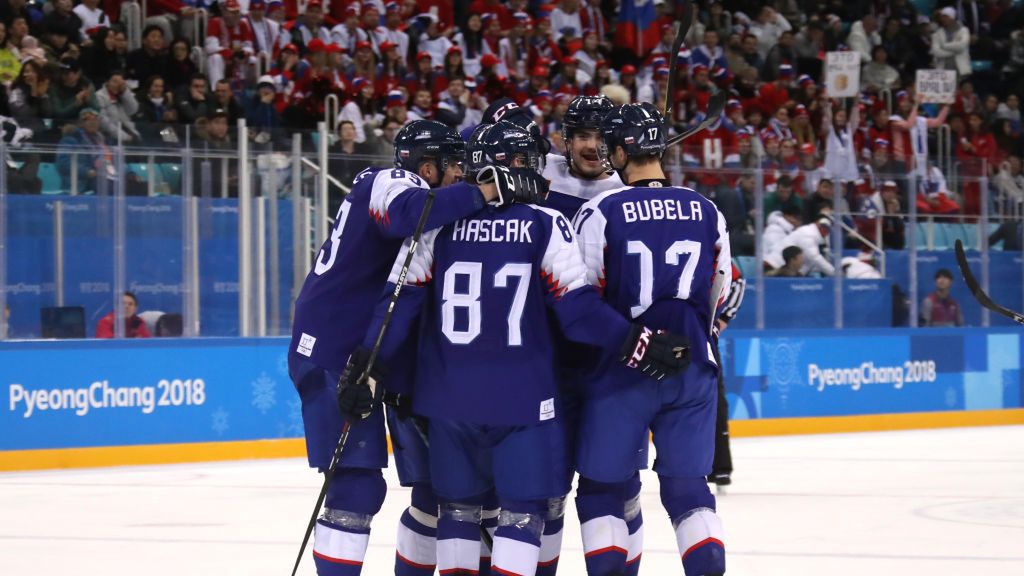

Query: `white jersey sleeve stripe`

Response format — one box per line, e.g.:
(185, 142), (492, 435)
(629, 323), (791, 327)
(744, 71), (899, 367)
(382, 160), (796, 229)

(367, 168), (426, 223)
(387, 229), (439, 286)
(573, 197), (611, 292)
(534, 206), (587, 298)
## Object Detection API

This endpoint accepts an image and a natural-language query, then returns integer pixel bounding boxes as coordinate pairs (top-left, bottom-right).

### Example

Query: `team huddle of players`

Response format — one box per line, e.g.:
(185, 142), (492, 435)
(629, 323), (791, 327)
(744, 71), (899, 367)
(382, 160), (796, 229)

(288, 95), (731, 576)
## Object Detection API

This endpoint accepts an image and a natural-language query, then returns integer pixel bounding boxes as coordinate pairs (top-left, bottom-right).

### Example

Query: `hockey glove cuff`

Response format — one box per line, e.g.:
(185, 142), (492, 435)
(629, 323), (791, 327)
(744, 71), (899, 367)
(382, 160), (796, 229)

(337, 347), (388, 422)
(476, 165), (549, 207)
(620, 324), (691, 381)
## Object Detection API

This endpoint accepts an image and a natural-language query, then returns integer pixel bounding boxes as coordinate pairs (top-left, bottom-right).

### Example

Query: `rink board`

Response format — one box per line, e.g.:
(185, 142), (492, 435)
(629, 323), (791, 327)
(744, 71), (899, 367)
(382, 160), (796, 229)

(1, 329), (1022, 470)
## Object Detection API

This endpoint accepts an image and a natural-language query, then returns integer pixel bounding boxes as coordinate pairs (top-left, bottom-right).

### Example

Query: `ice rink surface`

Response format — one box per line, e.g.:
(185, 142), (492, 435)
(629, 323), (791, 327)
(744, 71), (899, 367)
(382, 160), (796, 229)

(2, 425), (1023, 576)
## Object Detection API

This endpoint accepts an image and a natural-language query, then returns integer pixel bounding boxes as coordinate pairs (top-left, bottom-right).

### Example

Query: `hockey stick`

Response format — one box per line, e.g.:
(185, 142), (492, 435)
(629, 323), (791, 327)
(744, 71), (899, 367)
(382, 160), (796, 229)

(290, 189), (439, 576)
(666, 90), (729, 148)
(954, 239), (1024, 324)
(663, 0), (693, 120)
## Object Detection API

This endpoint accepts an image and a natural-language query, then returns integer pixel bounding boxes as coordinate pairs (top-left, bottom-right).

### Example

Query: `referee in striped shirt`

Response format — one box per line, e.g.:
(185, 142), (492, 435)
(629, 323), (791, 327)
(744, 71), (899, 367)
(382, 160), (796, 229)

(709, 263), (745, 490)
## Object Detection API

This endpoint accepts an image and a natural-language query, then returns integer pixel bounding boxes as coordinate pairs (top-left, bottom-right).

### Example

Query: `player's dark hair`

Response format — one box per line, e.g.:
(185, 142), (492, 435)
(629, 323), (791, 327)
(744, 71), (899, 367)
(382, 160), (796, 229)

(782, 246), (802, 264)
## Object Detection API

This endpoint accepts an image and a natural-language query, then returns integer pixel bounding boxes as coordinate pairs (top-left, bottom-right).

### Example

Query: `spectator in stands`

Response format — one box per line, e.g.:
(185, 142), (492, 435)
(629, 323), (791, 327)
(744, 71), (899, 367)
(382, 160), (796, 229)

(932, 7), (971, 77)
(994, 118), (1022, 158)
(758, 63), (792, 116)
(9, 59), (54, 142)
(96, 291), (151, 338)
(921, 269), (964, 327)
(175, 73), (213, 124)
(50, 57), (97, 128)
(958, 111), (1000, 214)
(205, 0), (255, 86)
(858, 180), (906, 250)
(41, 26), (73, 65)
(126, 25), (170, 84)
(765, 215), (836, 276)
(143, 1), (203, 46)
(133, 75), (178, 144)
(916, 163), (960, 215)
(248, 0), (282, 55)
(80, 26), (119, 85)
(212, 78), (243, 125)
(822, 98), (860, 186)
(74, 0), (110, 42)
(95, 71), (140, 143)
(763, 205), (803, 258)
(994, 155), (1024, 209)
(56, 107), (115, 194)
(739, 32), (763, 73)
(793, 21), (825, 77)
(0, 22), (21, 85)
(193, 107), (236, 197)
(762, 30), (795, 81)
(749, 6), (792, 59)
(328, 120), (371, 189)
(699, 1), (730, 39)
(766, 245), (805, 277)
(847, 14), (880, 64)
(716, 172), (755, 256)
(804, 176), (846, 222)
(159, 38), (196, 93)
(764, 174), (803, 215)
(862, 45), (899, 92)
(841, 254), (882, 279)
(435, 76), (467, 129)
(245, 75), (282, 142)
(863, 139), (903, 193)
(42, 0), (83, 46)
(7, 14), (30, 53)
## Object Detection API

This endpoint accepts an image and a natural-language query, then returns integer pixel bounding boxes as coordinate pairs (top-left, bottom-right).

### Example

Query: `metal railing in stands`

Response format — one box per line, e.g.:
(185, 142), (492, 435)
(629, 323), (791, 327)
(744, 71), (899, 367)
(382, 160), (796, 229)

(123, 1), (142, 51)
(257, 51), (273, 77)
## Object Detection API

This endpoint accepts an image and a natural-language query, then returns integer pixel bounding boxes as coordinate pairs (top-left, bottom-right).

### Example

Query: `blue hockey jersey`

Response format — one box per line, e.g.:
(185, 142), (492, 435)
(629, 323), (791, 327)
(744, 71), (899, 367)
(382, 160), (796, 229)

(289, 167), (487, 373)
(367, 203), (635, 426)
(574, 182), (731, 394)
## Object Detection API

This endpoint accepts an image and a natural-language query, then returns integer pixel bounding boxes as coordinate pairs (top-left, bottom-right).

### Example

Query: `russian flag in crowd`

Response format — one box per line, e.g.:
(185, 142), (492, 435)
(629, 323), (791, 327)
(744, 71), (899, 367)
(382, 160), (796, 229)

(616, 0), (662, 55)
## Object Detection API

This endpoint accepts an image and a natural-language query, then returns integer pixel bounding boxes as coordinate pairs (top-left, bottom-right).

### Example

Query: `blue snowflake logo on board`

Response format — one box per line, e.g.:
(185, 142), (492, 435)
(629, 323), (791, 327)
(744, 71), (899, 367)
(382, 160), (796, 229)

(277, 353), (289, 378)
(211, 408), (230, 435)
(251, 372), (277, 414)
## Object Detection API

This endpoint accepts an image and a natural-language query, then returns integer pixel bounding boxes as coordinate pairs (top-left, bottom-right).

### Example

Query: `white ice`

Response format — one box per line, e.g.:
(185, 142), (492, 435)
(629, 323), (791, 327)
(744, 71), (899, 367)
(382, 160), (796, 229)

(2, 425), (1022, 575)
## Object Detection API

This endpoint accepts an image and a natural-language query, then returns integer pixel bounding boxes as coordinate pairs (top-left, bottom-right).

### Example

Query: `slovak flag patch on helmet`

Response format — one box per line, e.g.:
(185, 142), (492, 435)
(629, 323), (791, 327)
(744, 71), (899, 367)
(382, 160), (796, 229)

(624, 136), (635, 144)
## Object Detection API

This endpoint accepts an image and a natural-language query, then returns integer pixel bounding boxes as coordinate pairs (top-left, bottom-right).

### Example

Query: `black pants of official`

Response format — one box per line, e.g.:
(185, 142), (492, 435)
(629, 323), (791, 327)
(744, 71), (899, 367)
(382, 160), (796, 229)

(710, 336), (732, 478)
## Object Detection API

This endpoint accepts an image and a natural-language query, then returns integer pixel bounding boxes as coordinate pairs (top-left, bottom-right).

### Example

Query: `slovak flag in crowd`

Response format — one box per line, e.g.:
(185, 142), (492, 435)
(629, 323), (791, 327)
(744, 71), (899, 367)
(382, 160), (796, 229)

(616, 0), (661, 55)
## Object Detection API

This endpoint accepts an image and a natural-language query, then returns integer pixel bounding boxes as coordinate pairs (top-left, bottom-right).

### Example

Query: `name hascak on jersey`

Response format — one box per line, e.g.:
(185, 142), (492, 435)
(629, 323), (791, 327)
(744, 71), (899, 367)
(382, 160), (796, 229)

(622, 198), (705, 223)
(451, 218), (534, 243)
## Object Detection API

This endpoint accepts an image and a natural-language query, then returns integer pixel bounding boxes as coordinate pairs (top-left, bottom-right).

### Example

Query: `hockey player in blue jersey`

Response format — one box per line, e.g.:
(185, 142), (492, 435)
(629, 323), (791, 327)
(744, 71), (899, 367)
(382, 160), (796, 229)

(572, 103), (732, 576)
(338, 120), (691, 576)
(543, 95), (624, 220)
(288, 119), (546, 576)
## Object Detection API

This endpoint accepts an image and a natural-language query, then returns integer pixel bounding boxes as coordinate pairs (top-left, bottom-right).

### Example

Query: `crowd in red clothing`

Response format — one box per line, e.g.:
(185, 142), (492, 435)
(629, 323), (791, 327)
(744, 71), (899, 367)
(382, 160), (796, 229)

(1, 0), (1022, 225)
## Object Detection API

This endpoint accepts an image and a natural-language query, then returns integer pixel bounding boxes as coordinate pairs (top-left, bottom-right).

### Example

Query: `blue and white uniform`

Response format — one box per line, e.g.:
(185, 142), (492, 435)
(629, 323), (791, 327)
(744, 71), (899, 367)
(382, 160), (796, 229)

(573, 180), (731, 576)
(542, 152), (624, 221)
(366, 202), (636, 576)
(540, 149), (626, 575)
(288, 166), (487, 576)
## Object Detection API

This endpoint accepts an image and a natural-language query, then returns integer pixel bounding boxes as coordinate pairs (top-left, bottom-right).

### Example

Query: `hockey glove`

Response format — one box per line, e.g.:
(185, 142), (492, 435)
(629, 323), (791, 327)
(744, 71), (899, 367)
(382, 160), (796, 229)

(476, 165), (548, 207)
(620, 324), (691, 381)
(337, 347), (387, 422)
